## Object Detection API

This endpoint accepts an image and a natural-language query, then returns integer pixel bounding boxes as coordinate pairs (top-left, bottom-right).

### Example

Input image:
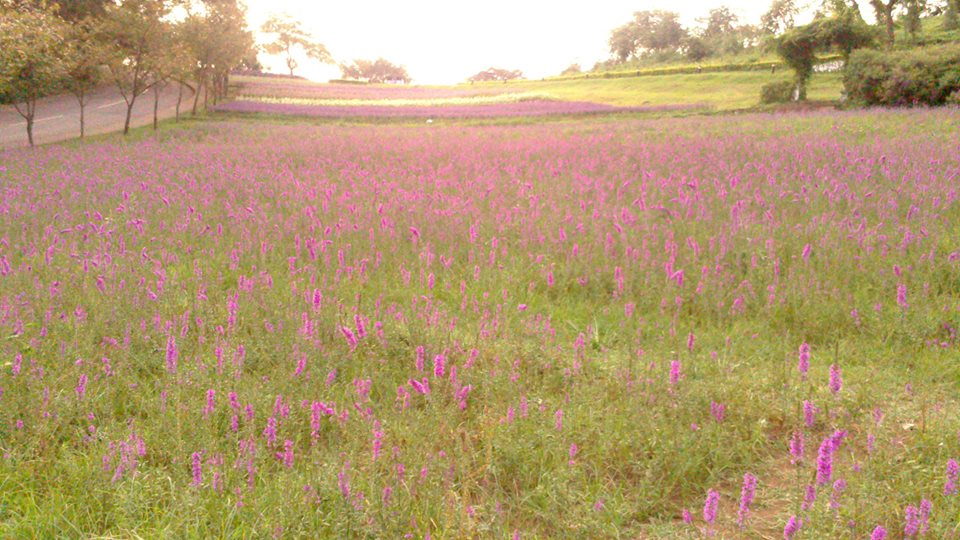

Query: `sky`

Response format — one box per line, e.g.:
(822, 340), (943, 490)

(244, 1), (824, 85)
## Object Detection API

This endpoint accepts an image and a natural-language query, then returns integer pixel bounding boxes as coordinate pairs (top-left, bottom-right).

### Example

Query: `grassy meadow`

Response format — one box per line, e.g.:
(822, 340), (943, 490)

(1, 104), (959, 539)
(472, 69), (843, 110)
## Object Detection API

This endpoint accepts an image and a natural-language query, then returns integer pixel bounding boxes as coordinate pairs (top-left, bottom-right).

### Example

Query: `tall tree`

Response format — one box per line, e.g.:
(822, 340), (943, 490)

(776, 12), (875, 100)
(901, 0), (926, 41)
(99, 0), (171, 135)
(181, 0), (254, 113)
(607, 11), (686, 61)
(0, 4), (68, 146)
(608, 22), (640, 62)
(761, 0), (799, 35)
(63, 20), (106, 138)
(869, 0), (901, 46)
(261, 15), (332, 77)
(701, 6), (739, 39)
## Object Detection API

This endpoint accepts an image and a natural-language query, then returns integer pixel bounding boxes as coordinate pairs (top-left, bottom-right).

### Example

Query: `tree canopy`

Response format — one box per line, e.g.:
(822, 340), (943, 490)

(0, 4), (69, 145)
(608, 11), (686, 61)
(467, 68), (523, 83)
(776, 11), (876, 99)
(261, 15), (332, 77)
(340, 58), (410, 84)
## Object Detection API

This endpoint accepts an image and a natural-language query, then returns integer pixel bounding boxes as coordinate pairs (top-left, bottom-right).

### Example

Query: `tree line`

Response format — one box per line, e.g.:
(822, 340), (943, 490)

(605, 0), (959, 66)
(1, 0), (254, 146)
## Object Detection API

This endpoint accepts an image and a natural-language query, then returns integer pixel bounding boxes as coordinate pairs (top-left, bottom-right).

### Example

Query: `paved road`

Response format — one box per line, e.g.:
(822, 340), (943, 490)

(0, 84), (193, 149)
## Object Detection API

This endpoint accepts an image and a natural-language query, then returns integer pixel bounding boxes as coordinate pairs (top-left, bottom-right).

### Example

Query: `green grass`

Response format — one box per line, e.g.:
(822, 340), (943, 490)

(483, 70), (843, 110)
(1, 108), (959, 538)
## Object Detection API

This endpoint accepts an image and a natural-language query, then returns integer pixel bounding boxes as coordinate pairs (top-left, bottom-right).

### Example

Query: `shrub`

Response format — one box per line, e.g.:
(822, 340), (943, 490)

(844, 43), (960, 106)
(760, 81), (795, 103)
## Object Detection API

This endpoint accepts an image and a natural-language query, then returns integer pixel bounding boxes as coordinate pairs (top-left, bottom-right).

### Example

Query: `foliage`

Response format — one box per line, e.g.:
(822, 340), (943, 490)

(98, 0), (171, 134)
(681, 36), (712, 61)
(901, 0), (926, 41)
(468, 68), (524, 83)
(760, 79), (796, 102)
(700, 6), (739, 40)
(843, 41), (960, 104)
(180, 0), (254, 108)
(761, 0), (800, 35)
(261, 14), (332, 77)
(945, 0), (960, 30)
(339, 58), (411, 84)
(560, 63), (582, 76)
(1, 0), (110, 21)
(776, 13), (876, 99)
(869, 0), (901, 46)
(0, 3), (69, 145)
(608, 11), (686, 61)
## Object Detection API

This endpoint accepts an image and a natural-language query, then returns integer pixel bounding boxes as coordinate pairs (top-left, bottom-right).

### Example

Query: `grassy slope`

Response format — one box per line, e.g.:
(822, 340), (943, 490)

(474, 71), (843, 110)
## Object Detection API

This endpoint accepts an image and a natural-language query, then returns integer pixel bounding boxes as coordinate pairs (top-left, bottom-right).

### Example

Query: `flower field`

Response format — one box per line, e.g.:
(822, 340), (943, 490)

(220, 76), (705, 119)
(1, 108), (960, 538)
(232, 77), (533, 100)
(213, 98), (696, 119)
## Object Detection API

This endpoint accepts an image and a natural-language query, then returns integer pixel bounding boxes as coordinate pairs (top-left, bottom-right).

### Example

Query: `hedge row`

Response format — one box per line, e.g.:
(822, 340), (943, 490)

(843, 42), (960, 106)
(554, 55), (844, 82)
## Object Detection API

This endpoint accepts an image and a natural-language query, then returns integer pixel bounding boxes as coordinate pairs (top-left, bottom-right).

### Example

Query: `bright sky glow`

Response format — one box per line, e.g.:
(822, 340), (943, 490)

(245, 1), (827, 84)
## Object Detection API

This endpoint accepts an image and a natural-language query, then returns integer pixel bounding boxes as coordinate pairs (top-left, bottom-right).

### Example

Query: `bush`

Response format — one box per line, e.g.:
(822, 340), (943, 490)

(761, 81), (796, 103)
(844, 43), (960, 106)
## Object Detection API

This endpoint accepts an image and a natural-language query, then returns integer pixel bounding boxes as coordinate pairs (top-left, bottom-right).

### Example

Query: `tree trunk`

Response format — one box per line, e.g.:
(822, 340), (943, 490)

(15, 100), (36, 146)
(26, 116), (34, 147)
(124, 99), (135, 135)
(176, 81), (183, 122)
(884, 3), (895, 47)
(80, 101), (85, 138)
(192, 79), (202, 116)
(203, 80), (209, 111)
(153, 85), (160, 131)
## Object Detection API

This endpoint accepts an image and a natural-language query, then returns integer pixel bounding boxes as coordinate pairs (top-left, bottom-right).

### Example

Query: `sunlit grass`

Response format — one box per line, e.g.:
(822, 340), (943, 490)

(0, 108), (958, 538)
(476, 71), (843, 109)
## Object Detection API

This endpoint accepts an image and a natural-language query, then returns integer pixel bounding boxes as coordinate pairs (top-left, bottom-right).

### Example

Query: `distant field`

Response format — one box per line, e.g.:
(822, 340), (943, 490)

(222, 76), (706, 119)
(2, 108), (959, 538)
(227, 70), (842, 118)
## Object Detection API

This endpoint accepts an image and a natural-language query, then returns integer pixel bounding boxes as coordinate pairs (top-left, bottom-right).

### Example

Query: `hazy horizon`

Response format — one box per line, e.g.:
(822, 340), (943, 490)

(246, 0), (832, 85)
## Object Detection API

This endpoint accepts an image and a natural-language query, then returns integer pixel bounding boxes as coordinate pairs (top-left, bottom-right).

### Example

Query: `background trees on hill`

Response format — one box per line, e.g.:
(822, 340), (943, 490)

(340, 59), (410, 84)
(608, 11), (687, 61)
(261, 15), (332, 77)
(761, 0), (800, 35)
(467, 68), (523, 83)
